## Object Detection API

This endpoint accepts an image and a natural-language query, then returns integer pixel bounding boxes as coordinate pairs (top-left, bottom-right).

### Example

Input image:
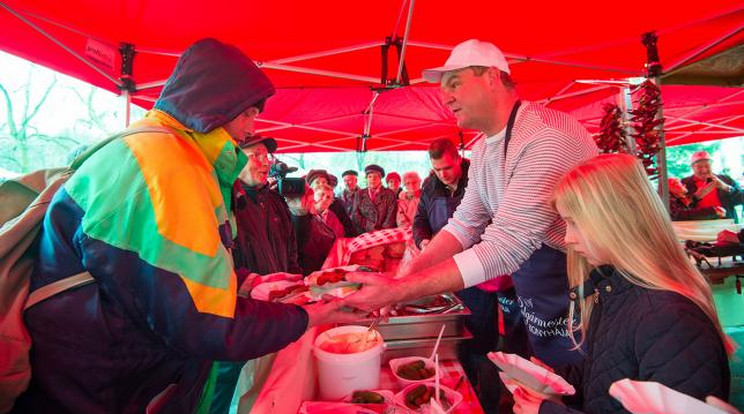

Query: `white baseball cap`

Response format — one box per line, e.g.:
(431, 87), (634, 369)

(690, 151), (712, 164)
(422, 39), (510, 83)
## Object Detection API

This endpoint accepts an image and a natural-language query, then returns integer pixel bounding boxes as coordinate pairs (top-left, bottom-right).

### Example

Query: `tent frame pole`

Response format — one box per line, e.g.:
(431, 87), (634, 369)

(395, 0), (415, 84)
(0, 2), (122, 88)
(664, 25), (743, 74)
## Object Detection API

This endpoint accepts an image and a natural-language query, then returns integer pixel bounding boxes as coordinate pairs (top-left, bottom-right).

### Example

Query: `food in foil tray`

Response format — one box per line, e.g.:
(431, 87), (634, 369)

(404, 384), (451, 410)
(350, 390), (386, 404)
(396, 360), (436, 381)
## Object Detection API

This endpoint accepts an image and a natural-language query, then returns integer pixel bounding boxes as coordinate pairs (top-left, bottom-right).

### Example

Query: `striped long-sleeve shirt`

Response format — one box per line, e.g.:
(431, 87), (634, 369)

(443, 102), (598, 288)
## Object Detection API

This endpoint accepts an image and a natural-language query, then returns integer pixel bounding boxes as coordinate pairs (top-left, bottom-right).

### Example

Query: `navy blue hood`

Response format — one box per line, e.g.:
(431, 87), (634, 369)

(154, 38), (275, 133)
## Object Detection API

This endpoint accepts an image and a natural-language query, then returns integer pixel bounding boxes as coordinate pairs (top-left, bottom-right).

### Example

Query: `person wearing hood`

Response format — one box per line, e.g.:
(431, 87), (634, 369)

(15, 39), (359, 414)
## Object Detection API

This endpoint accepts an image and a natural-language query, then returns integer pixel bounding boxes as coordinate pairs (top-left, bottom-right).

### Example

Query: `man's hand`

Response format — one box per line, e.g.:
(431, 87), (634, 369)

(302, 299), (366, 328)
(343, 272), (407, 312)
(710, 175), (732, 192)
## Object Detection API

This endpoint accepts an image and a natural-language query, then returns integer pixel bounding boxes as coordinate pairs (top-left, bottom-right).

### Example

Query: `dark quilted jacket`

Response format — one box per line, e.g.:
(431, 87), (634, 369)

(541, 267), (730, 414)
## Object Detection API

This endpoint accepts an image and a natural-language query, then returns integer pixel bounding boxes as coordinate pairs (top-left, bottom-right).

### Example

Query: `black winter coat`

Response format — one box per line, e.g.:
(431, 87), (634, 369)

(293, 214), (336, 274)
(541, 267), (730, 414)
(412, 158), (470, 248)
(232, 182), (302, 278)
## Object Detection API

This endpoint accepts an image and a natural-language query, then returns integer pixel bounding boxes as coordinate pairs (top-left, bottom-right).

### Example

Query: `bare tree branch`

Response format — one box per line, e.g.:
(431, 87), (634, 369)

(0, 83), (17, 136)
(0, 155), (21, 169)
(21, 75), (58, 130)
(29, 133), (81, 146)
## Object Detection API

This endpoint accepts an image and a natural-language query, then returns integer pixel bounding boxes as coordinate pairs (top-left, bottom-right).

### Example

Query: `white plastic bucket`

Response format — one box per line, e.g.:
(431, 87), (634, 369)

(313, 325), (385, 400)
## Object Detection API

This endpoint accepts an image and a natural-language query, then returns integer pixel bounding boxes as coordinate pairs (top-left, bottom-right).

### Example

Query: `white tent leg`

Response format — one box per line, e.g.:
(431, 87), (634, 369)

(124, 89), (131, 127)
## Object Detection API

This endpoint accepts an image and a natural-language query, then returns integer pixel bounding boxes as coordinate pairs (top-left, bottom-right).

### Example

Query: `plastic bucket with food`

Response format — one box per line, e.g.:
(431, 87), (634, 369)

(313, 325), (385, 400)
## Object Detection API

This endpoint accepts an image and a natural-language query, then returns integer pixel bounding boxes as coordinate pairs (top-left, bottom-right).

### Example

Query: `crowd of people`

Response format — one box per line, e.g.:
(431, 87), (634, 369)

(11, 36), (737, 414)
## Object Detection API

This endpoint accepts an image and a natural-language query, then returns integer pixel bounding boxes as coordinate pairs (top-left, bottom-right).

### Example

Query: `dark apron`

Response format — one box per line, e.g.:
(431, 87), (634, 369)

(499, 101), (583, 368)
(510, 244), (583, 367)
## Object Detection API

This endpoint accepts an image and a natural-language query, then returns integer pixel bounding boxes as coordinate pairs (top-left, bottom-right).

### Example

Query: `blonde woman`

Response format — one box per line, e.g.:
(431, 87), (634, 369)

(512, 153), (733, 414)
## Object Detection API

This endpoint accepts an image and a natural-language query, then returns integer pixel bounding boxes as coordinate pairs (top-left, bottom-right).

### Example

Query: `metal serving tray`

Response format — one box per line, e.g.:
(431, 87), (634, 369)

(349, 293), (471, 341)
(381, 328), (474, 364)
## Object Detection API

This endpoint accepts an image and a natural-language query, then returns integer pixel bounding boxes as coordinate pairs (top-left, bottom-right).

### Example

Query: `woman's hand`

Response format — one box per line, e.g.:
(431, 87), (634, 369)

(513, 386), (549, 414)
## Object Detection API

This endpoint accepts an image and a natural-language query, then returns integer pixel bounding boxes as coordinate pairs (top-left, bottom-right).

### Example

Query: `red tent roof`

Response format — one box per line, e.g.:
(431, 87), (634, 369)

(2, 1), (742, 151)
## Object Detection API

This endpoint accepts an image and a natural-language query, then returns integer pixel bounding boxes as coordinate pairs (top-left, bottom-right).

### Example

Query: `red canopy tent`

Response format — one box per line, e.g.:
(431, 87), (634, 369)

(1, 1), (742, 152)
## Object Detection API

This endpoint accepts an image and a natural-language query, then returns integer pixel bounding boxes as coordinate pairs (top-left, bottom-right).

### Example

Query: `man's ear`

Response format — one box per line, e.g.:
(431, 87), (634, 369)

(245, 106), (260, 119)
(487, 67), (501, 88)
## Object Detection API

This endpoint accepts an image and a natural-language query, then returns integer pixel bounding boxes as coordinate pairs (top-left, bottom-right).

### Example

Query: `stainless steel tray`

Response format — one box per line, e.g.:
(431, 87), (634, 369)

(382, 328), (474, 364)
(349, 293), (471, 341)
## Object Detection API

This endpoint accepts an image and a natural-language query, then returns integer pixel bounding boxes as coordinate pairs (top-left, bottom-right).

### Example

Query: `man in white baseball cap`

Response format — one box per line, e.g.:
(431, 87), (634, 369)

(347, 39), (599, 375)
(682, 150), (743, 222)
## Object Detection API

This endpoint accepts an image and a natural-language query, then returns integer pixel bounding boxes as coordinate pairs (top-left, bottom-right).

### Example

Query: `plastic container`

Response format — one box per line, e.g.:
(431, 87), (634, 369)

(389, 356), (442, 386)
(313, 325), (385, 400)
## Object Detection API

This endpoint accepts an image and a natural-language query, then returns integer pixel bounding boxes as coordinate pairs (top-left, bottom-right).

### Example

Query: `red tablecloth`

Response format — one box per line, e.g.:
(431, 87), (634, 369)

(380, 360), (484, 413)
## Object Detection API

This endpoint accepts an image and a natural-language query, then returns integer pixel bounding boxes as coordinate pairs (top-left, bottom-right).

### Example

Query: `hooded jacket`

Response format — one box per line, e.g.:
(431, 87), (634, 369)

(17, 39), (307, 414)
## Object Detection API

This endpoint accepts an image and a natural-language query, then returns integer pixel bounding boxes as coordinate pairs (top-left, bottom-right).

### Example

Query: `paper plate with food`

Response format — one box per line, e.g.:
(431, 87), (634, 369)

(250, 280), (311, 305)
(298, 401), (387, 414)
(306, 265), (369, 299)
(389, 357), (443, 386)
(342, 390), (395, 405)
(393, 382), (462, 413)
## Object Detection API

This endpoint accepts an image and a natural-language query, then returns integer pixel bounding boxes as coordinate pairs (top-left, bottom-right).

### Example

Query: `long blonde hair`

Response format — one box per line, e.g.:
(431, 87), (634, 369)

(552, 153), (734, 355)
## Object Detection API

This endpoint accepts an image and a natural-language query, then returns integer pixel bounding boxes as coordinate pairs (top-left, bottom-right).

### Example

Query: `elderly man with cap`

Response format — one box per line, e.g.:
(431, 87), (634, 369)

(341, 169), (362, 215)
(208, 134), (310, 413)
(15, 39), (360, 414)
(346, 39), (598, 372)
(350, 164), (398, 233)
(386, 171), (403, 196)
(306, 169), (357, 237)
(682, 151), (743, 223)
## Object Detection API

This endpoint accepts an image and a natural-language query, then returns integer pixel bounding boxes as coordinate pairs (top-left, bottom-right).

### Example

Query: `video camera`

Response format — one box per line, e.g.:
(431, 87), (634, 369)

(269, 159), (306, 197)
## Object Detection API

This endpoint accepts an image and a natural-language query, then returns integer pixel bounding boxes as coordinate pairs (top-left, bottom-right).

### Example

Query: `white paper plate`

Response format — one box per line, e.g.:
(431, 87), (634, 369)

(488, 352), (575, 397)
(250, 280), (310, 304)
(609, 378), (730, 414)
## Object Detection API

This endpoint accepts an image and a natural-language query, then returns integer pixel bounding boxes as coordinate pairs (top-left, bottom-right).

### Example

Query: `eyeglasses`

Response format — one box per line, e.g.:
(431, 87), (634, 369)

(245, 151), (275, 163)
